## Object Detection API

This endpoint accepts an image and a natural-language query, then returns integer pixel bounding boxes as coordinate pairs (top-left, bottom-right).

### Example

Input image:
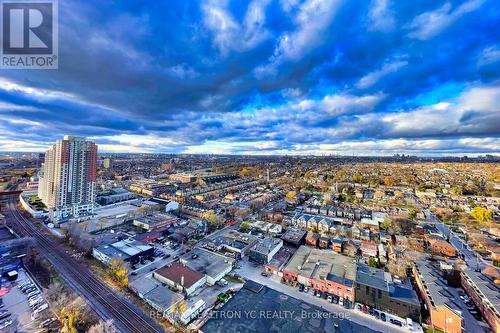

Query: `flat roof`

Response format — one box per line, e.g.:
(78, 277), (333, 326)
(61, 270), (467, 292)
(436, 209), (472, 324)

(285, 246), (356, 284)
(180, 247), (234, 278)
(415, 261), (462, 313)
(144, 285), (183, 311)
(251, 238), (282, 255)
(462, 269), (500, 315)
(202, 281), (378, 333)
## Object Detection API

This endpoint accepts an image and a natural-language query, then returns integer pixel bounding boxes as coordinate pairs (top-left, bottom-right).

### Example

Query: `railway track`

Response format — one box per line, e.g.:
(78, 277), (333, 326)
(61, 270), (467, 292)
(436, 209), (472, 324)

(3, 196), (165, 333)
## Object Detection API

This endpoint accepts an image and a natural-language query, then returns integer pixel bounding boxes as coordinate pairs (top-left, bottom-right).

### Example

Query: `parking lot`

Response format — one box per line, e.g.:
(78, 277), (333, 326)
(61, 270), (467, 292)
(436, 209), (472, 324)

(0, 269), (53, 333)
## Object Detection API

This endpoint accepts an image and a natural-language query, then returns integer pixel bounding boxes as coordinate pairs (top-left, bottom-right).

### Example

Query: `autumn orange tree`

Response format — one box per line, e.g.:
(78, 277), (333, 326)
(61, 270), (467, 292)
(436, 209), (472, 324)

(470, 207), (493, 224)
(108, 259), (129, 288)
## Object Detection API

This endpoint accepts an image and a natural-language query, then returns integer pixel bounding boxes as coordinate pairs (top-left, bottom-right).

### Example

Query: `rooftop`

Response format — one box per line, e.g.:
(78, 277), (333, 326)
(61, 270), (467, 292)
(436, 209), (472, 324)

(155, 261), (205, 288)
(415, 261), (462, 313)
(202, 281), (378, 333)
(251, 237), (283, 255)
(284, 246), (356, 286)
(179, 247), (234, 278)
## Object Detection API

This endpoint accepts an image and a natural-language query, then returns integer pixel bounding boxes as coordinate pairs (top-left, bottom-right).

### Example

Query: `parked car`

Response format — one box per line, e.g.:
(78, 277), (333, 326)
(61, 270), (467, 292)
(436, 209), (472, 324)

(298, 284), (304, 292)
(303, 286), (309, 293)
(260, 272), (270, 277)
(407, 318), (414, 331)
(217, 278), (228, 287)
(327, 295), (333, 303)
(338, 297), (344, 306)
(373, 311), (380, 319)
(33, 303), (48, 314)
(390, 319), (403, 327)
(39, 317), (57, 328)
(0, 311), (10, 321)
(315, 290), (322, 298)
(356, 304), (362, 311)
(0, 319), (13, 329)
(24, 287), (37, 294)
(380, 313), (386, 322)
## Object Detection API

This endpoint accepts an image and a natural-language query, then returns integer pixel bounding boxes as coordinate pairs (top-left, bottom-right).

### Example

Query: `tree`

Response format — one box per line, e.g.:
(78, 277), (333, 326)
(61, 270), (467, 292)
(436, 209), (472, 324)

(470, 207), (493, 224)
(368, 257), (379, 268)
(88, 320), (117, 333)
(407, 207), (417, 220)
(383, 176), (392, 187)
(240, 221), (250, 232)
(380, 218), (392, 231)
(108, 259), (129, 287)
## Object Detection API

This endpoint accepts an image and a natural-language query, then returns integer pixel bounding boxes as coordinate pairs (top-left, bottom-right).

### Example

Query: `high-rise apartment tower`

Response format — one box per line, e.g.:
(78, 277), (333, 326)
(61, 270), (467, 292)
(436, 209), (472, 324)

(38, 136), (97, 221)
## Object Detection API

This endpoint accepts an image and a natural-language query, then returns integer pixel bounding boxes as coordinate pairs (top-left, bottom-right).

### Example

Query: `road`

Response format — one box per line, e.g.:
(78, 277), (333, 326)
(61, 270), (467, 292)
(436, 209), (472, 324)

(424, 210), (486, 271)
(2, 195), (165, 333)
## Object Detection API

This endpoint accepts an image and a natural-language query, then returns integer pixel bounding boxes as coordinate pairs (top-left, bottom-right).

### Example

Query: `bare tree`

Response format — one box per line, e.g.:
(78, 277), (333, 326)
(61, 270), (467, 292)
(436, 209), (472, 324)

(87, 320), (117, 333)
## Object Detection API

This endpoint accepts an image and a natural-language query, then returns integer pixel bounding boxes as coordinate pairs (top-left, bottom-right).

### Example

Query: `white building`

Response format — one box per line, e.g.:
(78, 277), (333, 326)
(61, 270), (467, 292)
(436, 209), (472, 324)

(38, 136), (97, 222)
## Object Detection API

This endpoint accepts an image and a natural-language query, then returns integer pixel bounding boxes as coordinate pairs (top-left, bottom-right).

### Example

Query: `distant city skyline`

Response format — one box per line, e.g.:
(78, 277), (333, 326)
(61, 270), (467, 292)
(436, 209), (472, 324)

(0, 0), (499, 155)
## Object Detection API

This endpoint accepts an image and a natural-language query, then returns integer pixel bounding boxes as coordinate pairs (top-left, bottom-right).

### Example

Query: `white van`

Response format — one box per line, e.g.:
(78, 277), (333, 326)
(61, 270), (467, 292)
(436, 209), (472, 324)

(406, 318), (414, 331)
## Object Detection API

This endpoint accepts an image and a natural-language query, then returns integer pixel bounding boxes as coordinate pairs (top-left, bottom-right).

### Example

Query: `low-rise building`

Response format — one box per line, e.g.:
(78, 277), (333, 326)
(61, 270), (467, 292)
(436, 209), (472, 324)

(425, 235), (457, 257)
(92, 239), (154, 266)
(97, 187), (136, 206)
(249, 238), (283, 264)
(413, 261), (463, 333)
(205, 230), (259, 258)
(461, 269), (500, 333)
(282, 246), (357, 301)
(179, 247), (234, 285)
(281, 228), (307, 247)
(133, 213), (178, 231)
(153, 261), (206, 296)
(355, 265), (420, 321)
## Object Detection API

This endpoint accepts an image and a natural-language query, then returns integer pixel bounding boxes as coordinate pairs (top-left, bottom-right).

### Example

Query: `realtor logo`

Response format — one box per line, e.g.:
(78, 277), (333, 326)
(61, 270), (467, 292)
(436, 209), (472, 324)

(1, 0), (58, 69)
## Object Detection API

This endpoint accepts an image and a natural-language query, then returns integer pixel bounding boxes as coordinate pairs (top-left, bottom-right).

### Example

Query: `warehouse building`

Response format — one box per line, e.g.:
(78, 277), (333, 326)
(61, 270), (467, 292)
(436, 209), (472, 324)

(153, 261), (206, 296)
(179, 247), (234, 285)
(92, 239), (154, 266)
(249, 237), (283, 264)
(282, 246), (357, 301)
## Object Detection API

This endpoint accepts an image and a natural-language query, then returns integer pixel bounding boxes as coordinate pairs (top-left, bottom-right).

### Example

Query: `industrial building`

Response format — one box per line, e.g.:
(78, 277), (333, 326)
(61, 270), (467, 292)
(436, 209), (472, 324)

(282, 246), (357, 301)
(92, 239), (154, 266)
(153, 261), (206, 296)
(97, 187), (136, 205)
(248, 237), (283, 264)
(133, 212), (178, 231)
(179, 247), (234, 285)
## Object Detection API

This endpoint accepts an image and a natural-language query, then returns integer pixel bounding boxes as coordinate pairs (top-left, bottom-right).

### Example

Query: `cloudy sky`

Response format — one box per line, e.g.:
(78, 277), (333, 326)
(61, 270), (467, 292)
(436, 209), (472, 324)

(0, 0), (499, 155)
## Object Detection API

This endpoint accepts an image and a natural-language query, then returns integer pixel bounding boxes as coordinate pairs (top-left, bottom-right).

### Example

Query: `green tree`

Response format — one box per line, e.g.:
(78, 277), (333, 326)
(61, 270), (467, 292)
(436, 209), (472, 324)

(407, 207), (417, 220)
(380, 218), (392, 231)
(240, 221), (250, 232)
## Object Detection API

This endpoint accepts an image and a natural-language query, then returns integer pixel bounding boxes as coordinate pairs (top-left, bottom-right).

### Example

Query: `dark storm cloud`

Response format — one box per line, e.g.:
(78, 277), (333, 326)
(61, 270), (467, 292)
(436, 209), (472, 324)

(0, 0), (499, 154)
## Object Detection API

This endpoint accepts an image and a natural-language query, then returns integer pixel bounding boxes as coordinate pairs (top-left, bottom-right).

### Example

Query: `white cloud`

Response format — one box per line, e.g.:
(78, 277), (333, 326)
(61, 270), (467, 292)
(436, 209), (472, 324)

(407, 0), (484, 40)
(367, 0), (395, 32)
(478, 46), (500, 66)
(202, 0), (271, 55)
(356, 59), (407, 89)
(255, 0), (341, 77)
